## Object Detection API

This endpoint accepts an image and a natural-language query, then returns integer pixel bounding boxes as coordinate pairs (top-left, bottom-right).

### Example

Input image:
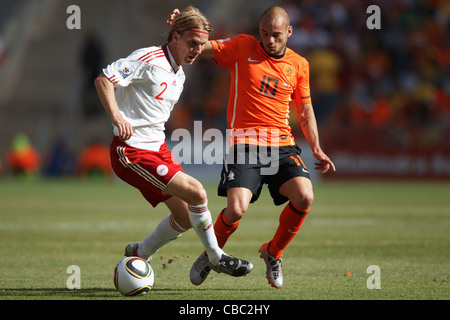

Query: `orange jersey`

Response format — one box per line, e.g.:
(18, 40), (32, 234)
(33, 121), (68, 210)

(211, 34), (312, 146)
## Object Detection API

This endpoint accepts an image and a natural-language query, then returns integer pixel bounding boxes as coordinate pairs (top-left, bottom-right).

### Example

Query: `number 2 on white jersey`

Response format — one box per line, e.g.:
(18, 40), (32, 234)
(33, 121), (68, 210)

(155, 82), (167, 100)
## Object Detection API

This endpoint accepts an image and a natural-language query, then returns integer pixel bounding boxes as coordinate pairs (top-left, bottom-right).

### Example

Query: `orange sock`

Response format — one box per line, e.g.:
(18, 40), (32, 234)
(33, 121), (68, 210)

(214, 209), (240, 248)
(268, 202), (309, 259)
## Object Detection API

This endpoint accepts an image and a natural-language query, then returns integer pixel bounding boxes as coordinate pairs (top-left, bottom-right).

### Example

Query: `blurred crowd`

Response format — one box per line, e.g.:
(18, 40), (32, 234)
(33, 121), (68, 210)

(168, 0), (450, 153)
(1, 0), (448, 179)
(0, 132), (112, 180)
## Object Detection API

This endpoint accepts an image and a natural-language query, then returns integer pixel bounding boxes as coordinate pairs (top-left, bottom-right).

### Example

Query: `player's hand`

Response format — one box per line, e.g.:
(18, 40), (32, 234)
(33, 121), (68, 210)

(313, 150), (336, 174)
(166, 8), (180, 27)
(112, 115), (133, 141)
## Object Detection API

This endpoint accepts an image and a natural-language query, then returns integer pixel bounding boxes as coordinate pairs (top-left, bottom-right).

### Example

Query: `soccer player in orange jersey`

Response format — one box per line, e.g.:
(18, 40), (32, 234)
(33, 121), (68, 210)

(168, 6), (335, 288)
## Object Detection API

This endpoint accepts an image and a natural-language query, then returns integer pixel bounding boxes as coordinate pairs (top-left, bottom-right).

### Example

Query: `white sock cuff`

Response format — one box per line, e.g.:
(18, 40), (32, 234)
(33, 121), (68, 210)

(169, 214), (187, 233)
(188, 202), (208, 214)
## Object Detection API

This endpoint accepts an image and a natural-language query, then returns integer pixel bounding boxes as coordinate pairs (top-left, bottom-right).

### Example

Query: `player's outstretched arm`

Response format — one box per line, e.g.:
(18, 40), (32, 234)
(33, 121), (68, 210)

(94, 73), (133, 141)
(293, 101), (336, 174)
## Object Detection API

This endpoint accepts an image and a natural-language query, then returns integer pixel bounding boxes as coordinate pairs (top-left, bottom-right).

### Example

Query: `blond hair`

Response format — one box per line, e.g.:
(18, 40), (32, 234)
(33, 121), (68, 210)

(167, 6), (212, 42)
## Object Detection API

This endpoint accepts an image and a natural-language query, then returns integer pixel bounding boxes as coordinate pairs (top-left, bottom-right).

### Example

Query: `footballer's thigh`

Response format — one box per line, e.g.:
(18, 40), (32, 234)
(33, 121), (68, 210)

(278, 176), (314, 211)
(164, 196), (191, 230)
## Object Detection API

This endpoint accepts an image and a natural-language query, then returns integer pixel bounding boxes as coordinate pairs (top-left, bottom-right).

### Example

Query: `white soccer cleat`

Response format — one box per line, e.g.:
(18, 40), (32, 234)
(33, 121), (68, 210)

(190, 251), (212, 286)
(259, 242), (283, 289)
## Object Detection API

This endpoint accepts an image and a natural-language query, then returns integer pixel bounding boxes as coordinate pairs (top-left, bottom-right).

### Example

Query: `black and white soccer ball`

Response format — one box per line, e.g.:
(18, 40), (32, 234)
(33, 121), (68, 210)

(114, 257), (154, 296)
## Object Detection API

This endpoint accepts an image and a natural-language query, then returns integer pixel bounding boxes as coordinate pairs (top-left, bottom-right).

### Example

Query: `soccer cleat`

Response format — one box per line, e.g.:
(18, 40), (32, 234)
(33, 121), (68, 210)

(124, 243), (139, 257)
(259, 242), (283, 289)
(212, 253), (253, 277)
(190, 251), (253, 285)
(190, 251), (212, 286)
(124, 243), (152, 262)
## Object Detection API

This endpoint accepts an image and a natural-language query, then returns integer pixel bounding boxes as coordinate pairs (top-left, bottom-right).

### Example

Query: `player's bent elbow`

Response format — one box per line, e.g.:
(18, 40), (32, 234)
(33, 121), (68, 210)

(94, 73), (108, 89)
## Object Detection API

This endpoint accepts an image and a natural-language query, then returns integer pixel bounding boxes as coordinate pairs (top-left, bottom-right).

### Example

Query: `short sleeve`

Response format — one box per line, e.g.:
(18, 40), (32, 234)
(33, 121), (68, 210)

(292, 59), (312, 104)
(210, 36), (242, 69)
(102, 51), (148, 87)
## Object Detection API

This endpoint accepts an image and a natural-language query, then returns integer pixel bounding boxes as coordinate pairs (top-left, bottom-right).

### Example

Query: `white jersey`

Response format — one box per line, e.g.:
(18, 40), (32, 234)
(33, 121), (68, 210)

(103, 44), (185, 151)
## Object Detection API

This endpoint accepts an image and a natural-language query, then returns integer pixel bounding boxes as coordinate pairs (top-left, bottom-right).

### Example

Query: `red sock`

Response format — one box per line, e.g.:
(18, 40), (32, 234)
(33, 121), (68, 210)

(269, 202), (309, 259)
(214, 209), (240, 248)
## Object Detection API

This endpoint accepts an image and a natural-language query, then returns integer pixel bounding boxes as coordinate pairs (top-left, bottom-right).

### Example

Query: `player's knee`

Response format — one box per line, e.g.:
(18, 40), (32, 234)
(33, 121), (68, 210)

(179, 176), (208, 205)
(291, 189), (314, 212)
(190, 185), (207, 205)
(225, 202), (248, 222)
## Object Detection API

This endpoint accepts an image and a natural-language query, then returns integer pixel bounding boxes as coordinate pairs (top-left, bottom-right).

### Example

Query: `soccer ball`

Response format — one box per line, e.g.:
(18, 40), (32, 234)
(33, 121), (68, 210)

(114, 257), (154, 296)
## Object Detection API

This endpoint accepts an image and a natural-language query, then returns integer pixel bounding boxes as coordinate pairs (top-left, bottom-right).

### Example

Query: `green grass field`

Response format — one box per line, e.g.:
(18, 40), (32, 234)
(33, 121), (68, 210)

(0, 178), (448, 301)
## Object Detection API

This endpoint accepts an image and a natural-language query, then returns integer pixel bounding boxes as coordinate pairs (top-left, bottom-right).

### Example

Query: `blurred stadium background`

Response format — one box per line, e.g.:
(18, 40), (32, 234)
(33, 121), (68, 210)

(0, 0), (449, 181)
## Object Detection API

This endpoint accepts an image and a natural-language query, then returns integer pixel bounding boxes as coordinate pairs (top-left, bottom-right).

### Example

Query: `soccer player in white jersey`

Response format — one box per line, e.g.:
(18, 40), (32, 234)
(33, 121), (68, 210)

(94, 6), (252, 279)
